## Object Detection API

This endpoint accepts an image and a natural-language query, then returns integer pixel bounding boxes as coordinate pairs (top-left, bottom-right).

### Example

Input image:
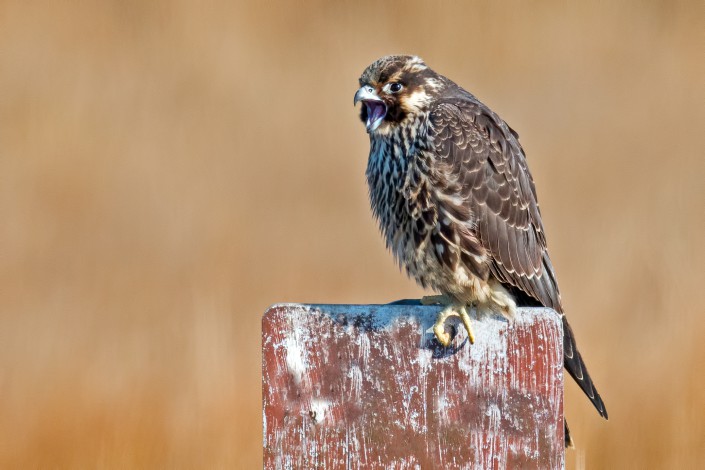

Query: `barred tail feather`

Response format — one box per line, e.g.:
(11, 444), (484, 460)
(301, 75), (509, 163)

(563, 316), (608, 419)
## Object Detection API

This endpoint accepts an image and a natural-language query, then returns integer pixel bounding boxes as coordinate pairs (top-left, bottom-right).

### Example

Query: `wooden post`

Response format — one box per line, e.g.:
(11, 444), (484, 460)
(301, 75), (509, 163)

(262, 304), (564, 469)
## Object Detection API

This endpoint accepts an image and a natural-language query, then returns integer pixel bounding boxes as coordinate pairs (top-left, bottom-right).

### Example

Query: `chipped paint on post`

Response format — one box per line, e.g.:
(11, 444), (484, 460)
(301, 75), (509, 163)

(262, 304), (564, 469)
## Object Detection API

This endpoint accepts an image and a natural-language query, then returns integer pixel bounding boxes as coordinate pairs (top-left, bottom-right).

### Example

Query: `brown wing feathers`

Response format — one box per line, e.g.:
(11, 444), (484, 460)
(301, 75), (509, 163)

(429, 97), (608, 420)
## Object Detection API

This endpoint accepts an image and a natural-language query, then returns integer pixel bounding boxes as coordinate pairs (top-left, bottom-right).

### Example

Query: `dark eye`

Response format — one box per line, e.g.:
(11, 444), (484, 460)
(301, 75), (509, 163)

(389, 83), (403, 93)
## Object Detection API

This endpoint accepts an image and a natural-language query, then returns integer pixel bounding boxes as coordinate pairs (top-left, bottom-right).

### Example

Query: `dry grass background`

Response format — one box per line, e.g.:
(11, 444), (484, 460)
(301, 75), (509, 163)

(1, 0), (704, 468)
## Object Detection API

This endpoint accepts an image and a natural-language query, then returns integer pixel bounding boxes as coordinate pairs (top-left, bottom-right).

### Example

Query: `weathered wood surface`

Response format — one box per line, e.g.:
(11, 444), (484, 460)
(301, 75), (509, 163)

(262, 304), (564, 469)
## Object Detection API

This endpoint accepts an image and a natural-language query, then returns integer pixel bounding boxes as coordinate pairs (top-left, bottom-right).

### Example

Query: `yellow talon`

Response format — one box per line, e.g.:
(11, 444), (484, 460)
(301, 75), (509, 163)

(433, 309), (457, 348)
(431, 303), (475, 346)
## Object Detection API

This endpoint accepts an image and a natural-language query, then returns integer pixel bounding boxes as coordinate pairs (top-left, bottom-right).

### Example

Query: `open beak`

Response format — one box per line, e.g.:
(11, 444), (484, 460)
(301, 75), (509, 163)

(354, 86), (387, 133)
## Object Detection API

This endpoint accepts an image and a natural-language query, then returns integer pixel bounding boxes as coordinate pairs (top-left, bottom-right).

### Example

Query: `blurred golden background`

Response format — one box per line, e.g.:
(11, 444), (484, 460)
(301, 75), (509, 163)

(1, 0), (703, 468)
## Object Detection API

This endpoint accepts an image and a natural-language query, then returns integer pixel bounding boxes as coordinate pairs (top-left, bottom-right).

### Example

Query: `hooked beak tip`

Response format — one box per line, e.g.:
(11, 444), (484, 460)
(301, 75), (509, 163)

(355, 86), (386, 133)
(354, 86), (381, 106)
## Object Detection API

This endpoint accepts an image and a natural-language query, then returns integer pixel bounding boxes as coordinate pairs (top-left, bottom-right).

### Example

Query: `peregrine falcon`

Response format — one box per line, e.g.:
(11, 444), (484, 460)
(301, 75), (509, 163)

(354, 55), (607, 446)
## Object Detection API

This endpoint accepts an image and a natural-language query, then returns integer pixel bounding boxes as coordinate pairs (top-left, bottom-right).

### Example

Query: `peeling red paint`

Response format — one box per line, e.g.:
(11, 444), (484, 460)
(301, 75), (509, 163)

(263, 304), (564, 469)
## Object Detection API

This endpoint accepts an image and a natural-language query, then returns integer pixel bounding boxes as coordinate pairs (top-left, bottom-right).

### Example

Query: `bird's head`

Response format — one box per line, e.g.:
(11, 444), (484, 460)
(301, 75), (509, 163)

(354, 55), (445, 134)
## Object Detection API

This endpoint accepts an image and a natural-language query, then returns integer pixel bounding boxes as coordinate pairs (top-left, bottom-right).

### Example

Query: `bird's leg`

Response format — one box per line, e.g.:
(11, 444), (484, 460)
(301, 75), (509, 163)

(422, 295), (476, 346)
(432, 306), (459, 347)
(457, 305), (476, 345)
(431, 303), (476, 347)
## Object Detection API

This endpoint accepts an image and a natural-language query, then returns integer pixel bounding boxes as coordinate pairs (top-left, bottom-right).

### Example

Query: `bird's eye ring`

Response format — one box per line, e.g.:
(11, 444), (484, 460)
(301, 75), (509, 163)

(389, 83), (403, 93)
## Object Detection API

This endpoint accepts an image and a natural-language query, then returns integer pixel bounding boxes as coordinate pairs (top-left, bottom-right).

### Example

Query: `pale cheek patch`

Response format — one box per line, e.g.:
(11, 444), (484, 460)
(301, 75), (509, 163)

(404, 90), (432, 112)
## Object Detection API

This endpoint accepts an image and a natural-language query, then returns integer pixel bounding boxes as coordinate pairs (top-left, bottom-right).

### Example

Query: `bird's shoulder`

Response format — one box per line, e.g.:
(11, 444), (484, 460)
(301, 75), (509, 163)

(427, 88), (521, 161)
(424, 89), (537, 216)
